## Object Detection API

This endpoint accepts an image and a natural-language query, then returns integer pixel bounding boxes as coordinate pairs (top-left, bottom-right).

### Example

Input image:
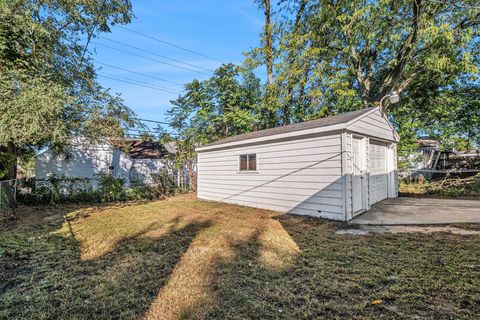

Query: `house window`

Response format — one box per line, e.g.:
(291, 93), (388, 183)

(239, 154), (256, 171)
(108, 165), (115, 176)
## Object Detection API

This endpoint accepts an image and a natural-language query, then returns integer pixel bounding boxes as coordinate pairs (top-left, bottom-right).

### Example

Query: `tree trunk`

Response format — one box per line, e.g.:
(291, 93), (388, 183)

(264, 0), (273, 86)
(0, 142), (17, 180)
(284, 0), (308, 124)
(262, 0), (277, 128)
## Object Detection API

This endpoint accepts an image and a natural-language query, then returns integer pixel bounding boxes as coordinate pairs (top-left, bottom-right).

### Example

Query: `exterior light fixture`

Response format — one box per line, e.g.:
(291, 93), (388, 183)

(380, 90), (400, 113)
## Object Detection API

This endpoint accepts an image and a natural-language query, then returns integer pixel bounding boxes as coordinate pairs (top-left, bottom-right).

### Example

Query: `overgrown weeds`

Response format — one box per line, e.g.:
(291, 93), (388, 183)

(399, 174), (480, 198)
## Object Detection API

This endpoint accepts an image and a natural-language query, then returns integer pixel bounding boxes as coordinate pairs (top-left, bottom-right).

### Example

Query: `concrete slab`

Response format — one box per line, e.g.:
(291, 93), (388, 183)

(350, 197), (480, 225)
(336, 225), (480, 235)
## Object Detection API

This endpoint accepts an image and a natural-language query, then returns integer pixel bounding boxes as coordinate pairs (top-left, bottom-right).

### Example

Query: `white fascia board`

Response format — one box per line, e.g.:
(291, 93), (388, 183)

(346, 107), (400, 142)
(196, 123), (347, 152)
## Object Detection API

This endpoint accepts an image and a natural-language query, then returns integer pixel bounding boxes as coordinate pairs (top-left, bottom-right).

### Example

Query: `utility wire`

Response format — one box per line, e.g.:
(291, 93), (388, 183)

(129, 131), (180, 137)
(134, 118), (171, 125)
(94, 42), (212, 76)
(129, 129), (178, 135)
(96, 61), (184, 86)
(98, 74), (180, 94)
(99, 71), (179, 92)
(117, 25), (225, 63)
(98, 36), (215, 73)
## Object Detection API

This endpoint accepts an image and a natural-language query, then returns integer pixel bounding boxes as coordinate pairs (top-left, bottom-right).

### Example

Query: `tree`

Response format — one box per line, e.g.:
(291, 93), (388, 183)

(248, 0), (480, 149)
(0, 0), (137, 179)
(163, 64), (262, 189)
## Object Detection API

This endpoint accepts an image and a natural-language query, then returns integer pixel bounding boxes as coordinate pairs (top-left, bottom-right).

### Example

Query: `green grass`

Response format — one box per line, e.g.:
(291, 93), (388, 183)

(1, 194), (479, 319)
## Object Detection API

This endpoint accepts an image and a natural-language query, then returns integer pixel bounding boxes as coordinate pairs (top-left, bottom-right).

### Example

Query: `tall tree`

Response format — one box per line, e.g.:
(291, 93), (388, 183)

(0, 0), (137, 179)
(249, 0), (281, 127)
(249, 0), (480, 149)
(164, 64), (262, 189)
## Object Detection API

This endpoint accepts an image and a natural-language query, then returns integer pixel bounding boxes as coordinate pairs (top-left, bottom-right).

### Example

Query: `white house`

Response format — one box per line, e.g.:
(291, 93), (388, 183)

(36, 137), (176, 188)
(196, 107), (399, 221)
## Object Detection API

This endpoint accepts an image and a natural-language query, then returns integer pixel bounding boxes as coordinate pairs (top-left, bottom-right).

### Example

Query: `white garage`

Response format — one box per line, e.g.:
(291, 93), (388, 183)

(196, 107), (399, 221)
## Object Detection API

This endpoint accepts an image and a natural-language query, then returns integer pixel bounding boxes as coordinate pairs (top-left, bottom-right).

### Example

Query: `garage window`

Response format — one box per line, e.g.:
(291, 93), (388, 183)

(239, 154), (256, 171)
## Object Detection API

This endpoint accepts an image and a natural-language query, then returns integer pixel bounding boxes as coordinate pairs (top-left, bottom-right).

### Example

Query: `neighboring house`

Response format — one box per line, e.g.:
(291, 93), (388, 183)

(404, 139), (453, 170)
(404, 139), (479, 171)
(36, 137), (176, 188)
(196, 107), (399, 222)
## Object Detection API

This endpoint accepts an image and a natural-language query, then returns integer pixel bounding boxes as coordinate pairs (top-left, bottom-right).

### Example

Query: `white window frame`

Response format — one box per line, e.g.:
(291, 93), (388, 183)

(238, 153), (258, 173)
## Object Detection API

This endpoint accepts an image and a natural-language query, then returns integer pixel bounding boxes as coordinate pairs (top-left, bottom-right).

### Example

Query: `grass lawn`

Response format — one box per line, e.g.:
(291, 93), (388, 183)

(1, 193), (479, 319)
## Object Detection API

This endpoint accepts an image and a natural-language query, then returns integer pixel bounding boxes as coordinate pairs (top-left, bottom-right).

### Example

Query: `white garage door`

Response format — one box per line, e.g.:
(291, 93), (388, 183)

(369, 140), (388, 205)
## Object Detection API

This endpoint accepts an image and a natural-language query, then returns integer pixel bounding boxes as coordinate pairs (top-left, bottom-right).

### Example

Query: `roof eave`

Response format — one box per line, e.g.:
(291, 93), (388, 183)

(196, 123), (347, 152)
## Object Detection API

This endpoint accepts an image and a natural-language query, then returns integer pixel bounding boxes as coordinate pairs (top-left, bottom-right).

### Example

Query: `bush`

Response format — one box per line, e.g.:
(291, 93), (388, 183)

(17, 177), (100, 205)
(16, 171), (179, 206)
(98, 174), (125, 202)
(125, 187), (158, 201)
(124, 172), (177, 201)
(151, 171), (176, 197)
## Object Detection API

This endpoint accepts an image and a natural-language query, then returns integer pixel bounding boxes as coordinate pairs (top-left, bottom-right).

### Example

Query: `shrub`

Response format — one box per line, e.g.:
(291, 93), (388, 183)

(151, 171), (176, 197)
(16, 171), (179, 206)
(98, 174), (125, 202)
(125, 187), (158, 201)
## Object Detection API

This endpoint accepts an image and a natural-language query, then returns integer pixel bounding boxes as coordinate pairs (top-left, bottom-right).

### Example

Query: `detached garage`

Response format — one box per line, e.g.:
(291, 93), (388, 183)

(196, 107), (399, 221)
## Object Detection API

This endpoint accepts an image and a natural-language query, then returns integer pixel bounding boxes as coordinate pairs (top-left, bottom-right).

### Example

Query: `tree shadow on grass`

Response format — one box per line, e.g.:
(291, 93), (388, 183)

(200, 215), (480, 319)
(0, 211), (211, 319)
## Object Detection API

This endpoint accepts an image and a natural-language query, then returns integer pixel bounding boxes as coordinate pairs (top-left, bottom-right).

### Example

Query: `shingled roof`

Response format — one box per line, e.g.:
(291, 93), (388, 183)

(201, 107), (377, 148)
(109, 139), (172, 159)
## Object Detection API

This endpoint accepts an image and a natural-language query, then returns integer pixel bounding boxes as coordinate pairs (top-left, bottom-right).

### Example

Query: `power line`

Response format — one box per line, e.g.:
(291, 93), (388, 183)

(94, 42), (213, 76)
(98, 36), (215, 73)
(98, 74), (180, 94)
(129, 130), (180, 137)
(96, 61), (184, 86)
(134, 118), (171, 125)
(99, 71), (179, 92)
(129, 129), (177, 135)
(117, 25), (225, 64)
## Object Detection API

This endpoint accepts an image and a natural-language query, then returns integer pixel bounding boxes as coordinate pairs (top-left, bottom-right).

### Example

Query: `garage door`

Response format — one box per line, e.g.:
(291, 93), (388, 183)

(369, 140), (388, 205)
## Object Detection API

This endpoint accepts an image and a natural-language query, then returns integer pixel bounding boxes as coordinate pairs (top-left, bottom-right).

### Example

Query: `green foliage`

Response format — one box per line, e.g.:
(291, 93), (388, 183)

(163, 64), (263, 189)
(125, 171), (177, 200)
(247, 0), (480, 146)
(151, 171), (177, 196)
(98, 174), (125, 202)
(391, 81), (480, 155)
(17, 177), (99, 205)
(0, 0), (138, 179)
(16, 172), (178, 205)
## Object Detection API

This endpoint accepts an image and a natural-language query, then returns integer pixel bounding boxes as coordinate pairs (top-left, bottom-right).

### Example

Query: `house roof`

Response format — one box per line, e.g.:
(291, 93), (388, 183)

(416, 139), (439, 149)
(109, 139), (172, 159)
(198, 107), (377, 150)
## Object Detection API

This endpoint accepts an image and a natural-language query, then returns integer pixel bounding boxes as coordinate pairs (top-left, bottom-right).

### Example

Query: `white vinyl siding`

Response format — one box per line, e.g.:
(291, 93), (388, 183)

(347, 108), (397, 142)
(369, 140), (388, 205)
(197, 133), (345, 220)
(35, 139), (166, 188)
(36, 143), (114, 182)
(197, 107), (399, 221)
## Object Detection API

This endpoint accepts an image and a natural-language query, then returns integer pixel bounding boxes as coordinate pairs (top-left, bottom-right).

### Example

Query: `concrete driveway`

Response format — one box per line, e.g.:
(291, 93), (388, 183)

(351, 197), (480, 225)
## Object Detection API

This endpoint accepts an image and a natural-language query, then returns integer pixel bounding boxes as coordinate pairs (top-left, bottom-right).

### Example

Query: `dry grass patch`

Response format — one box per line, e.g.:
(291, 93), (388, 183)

(1, 193), (479, 319)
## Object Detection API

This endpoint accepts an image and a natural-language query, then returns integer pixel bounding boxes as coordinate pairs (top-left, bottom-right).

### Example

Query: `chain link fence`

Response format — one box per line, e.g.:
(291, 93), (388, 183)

(399, 168), (480, 180)
(0, 172), (191, 214)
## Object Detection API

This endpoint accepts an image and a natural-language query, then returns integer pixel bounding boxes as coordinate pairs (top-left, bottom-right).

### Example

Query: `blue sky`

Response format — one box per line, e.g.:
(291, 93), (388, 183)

(92, 1), (264, 132)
